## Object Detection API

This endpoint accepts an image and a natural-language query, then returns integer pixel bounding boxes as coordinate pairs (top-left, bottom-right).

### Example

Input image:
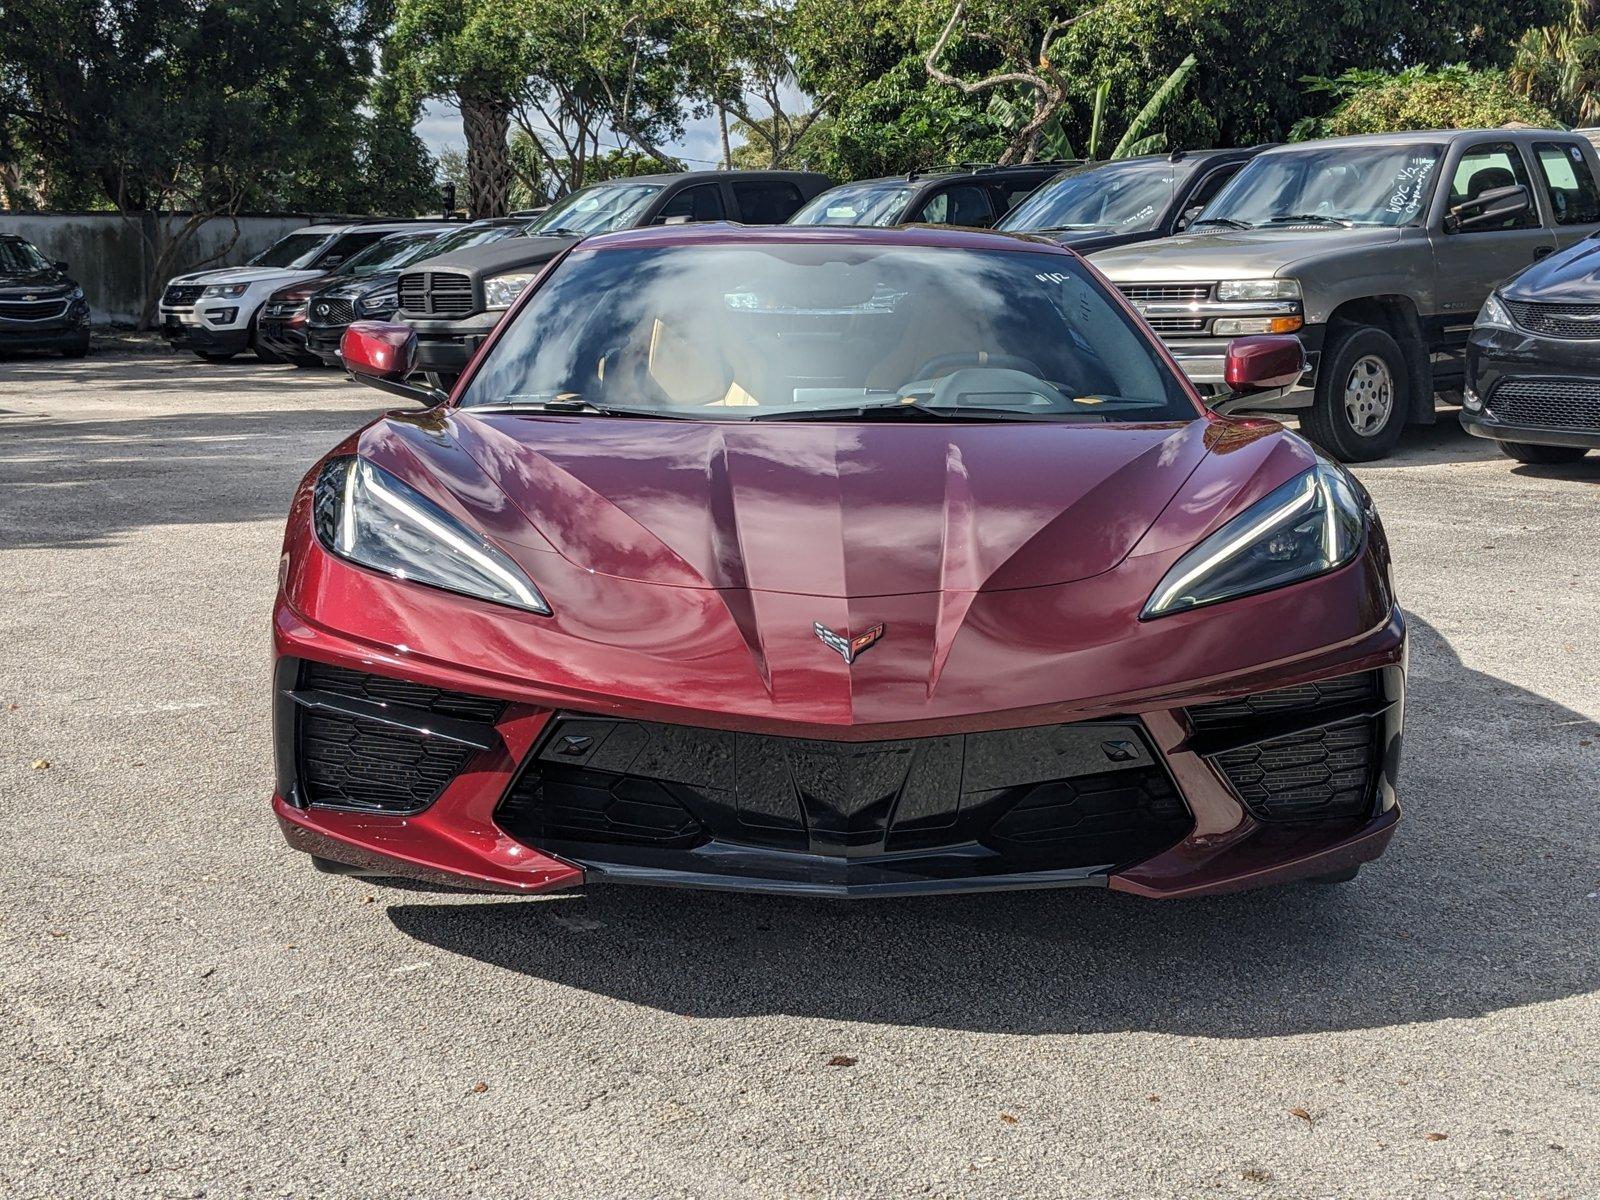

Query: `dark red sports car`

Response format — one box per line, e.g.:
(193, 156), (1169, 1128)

(272, 225), (1404, 899)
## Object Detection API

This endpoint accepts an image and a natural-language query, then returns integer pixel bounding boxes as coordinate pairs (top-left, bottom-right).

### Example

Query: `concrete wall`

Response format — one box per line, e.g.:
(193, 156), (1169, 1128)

(0, 212), (322, 325)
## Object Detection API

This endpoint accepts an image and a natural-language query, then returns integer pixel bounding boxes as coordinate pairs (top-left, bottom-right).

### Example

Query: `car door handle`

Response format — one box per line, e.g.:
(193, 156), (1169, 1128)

(1533, 244), (1555, 260)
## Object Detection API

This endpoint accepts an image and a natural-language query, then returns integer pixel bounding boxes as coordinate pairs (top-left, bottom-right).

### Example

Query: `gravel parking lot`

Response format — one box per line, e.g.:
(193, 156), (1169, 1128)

(2, 351), (1596, 1199)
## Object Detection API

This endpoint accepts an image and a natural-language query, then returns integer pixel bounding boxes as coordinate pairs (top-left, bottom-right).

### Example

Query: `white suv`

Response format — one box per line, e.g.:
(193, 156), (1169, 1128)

(158, 222), (445, 362)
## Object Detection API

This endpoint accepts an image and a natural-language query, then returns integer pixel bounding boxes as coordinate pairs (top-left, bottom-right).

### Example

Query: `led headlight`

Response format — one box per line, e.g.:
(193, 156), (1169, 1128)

(202, 283), (250, 299)
(1216, 278), (1301, 301)
(484, 272), (538, 310)
(312, 457), (550, 615)
(1475, 290), (1515, 330)
(358, 290), (399, 315)
(1142, 463), (1364, 619)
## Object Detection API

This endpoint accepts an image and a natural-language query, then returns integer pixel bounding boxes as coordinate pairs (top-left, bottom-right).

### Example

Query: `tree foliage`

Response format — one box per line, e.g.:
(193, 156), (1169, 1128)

(1292, 66), (1558, 139)
(1510, 0), (1600, 126)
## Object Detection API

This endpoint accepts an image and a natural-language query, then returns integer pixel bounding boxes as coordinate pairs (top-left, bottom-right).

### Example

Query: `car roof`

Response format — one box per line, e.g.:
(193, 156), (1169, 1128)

(832, 162), (1079, 189)
(582, 169), (832, 187)
(1269, 128), (1573, 153)
(580, 222), (1072, 255)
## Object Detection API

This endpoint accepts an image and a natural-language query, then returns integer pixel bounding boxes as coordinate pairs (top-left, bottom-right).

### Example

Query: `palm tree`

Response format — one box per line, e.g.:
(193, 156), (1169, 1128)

(1510, 0), (1600, 126)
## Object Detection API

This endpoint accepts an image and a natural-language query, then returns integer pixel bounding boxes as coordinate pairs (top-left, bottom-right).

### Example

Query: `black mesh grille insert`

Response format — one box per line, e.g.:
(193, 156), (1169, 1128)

(1485, 377), (1600, 432)
(499, 713), (1191, 869)
(1211, 717), (1378, 822)
(1504, 300), (1600, 339)
(1188, 672), (1383, 822)
(300, 661), (506, 723)
(299, 709), (476, 812)
(1187, 672), (1379, 735)
(163, 284), (204, 306)
(308, 297), (355, 326)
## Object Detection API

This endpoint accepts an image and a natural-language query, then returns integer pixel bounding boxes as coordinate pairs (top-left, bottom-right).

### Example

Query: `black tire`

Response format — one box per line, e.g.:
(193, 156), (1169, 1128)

(194, 350), (235, 362)
(251, 318), (282, 364)
(59, 337), (90, 359)
(1497, 441), (1589, 464)
(1303, 326), (1409, 462)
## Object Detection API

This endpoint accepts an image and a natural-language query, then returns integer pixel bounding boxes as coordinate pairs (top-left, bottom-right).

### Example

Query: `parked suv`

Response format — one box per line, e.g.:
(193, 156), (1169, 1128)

(0, 234), (91, 357)
(1090, 129), (1600, 459)
(395, 170), (830, 384)
(159, 220), (455, 362)
(789, 162), (1074, 229)
(997, 147), (1269, 251)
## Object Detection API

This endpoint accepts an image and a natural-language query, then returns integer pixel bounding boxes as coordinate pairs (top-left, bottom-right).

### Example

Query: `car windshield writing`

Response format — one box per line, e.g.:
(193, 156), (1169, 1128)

(0, 239), (51, 273)
(528, 184), (662, 235)
(790, 183), (915, 226)
(461, 244), (1193, 422)
(1201, 145), (1443, 227)
(1000, 162), (1180, 232)
(250, 233), (331, 268)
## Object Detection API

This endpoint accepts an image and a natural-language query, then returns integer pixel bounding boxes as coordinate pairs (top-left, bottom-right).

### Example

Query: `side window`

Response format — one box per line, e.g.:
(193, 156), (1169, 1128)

(915, 184), (995, 227)
(731, 181), (805, 224)
(1000, 181), (1043, 213)
(1448, 143), (1536, 231)
(1533, 141), (1600, 225)
(655, 184), (727, 224)
(321, 231), (387, 264)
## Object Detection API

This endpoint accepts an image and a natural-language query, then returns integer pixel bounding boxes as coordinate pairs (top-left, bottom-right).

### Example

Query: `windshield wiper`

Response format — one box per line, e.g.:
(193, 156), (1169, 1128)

(467, 397), (683, 419)
(1191, 216), (1251, 229)
(534, 226), (587, 238)
(1264, 213), (1352, 227)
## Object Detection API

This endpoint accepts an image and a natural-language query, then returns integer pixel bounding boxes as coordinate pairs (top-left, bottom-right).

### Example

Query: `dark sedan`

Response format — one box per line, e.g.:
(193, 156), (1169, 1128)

(1464, 233), (1600, 463)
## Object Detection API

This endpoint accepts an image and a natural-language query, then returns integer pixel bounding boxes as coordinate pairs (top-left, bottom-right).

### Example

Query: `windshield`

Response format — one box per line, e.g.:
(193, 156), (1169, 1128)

(249, 232), (332, 269)
(337, 232), (448, 276)
(527, 183), (663, 236)
(1199, 144), (1443, 228)
(999, 161), (1182, 233)
(0, 239), (52, 273)
(789, 182), (915, 227)
(460, 243), (1194, 422)
(387, 222), (523, 265)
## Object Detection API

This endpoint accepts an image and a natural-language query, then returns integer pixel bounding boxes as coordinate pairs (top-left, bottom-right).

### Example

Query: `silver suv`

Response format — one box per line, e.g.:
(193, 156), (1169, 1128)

(1090, 129), (1600, 460)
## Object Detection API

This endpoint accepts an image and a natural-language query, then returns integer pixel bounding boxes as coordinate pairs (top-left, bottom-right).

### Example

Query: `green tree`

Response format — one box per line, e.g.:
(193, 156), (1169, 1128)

(1510, 0), (1600, 126)
(1292, 66), (1557, 139)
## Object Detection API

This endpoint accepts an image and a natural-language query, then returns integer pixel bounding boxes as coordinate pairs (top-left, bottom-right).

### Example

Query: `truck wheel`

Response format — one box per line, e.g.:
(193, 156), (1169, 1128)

(1304, 326), (1408, 462)
(1497, 441), (1589, 464)
(194, 350), (235, 362)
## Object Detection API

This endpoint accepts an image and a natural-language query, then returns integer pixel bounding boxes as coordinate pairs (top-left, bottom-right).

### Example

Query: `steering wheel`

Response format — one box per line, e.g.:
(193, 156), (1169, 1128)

(911, 351), (1047, 381)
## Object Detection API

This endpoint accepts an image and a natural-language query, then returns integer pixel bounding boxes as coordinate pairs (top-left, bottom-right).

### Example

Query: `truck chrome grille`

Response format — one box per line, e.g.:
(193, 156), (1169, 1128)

(1505, 300), (1600, 339)
(1486, 378), (1600, 432)
(1143, 315), (1208, 334)
(1116, 283), (1211, 304)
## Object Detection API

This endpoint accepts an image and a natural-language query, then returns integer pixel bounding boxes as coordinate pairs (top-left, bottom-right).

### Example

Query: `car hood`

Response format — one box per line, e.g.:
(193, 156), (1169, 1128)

(169, 265), (316, 286)
(410, 235), (578, 278)
(427, 413), (1220, 597)
(1503, 235), (1600, 301)
(1088, 226), (1402, 280)
(0, 271), (71, 295)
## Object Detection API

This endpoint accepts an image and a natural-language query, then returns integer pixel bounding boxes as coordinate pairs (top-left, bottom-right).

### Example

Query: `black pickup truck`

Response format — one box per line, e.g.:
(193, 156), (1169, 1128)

(395, 170), (831, 384)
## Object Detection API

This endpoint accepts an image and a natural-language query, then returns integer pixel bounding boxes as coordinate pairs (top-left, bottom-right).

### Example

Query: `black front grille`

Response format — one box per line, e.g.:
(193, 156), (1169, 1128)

(1118, 283), (1211, 304)
(1145, 315), (1209, 334)
(264, 300), (303, 319)
(1188, 672), (1384, 822)
(1486, 377), (1600, 432)
(294, 663), (507, 814)
(0, 298), (68, 320)
(300, 661), (506, 723)
(1505, 300), (1600, 339)
(1211, 717), (1378, 822)
(397, 270), (475, 316)
(498, 713), (1190, 870)
(308, 297), (355, 326)
(163, 284), (204, 307)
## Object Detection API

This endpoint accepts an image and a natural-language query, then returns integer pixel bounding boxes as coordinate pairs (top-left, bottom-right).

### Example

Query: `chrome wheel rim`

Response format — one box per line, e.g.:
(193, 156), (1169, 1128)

(1343, 354), (1394, 436)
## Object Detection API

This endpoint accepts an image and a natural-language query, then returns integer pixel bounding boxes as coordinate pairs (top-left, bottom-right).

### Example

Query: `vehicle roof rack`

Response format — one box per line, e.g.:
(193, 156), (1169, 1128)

(906, 161), (995, 180)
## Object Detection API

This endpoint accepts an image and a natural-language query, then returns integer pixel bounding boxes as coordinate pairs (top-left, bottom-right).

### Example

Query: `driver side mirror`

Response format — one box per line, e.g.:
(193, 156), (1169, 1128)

(1175, 205), (1204, 232)
(321, 254), (346, 268)
(341, 321), (447, 406)
(1222, 334), (1306, 398)
(1445, 184), (1530, 233)
(54, 260), (70, 273)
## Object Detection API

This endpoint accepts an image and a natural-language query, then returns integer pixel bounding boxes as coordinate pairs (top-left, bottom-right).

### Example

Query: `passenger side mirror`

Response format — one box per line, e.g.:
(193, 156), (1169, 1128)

(1175, 205), (1204, 231)
(340, 321), (446, 406)
(321, 254), (346, 268)
(1222, 335), (1306, 397)
(54, 260), (70, 273)
(1445, 184), (1530, 233)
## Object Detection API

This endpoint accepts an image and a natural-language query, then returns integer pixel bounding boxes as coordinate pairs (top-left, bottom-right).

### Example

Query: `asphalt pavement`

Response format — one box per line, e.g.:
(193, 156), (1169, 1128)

(1, 350), (1596, 1199)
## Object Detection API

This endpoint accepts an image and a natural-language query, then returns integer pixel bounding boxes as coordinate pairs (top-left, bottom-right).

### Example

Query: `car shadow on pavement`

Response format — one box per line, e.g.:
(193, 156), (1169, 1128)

(389, 615), (1600, 1037)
